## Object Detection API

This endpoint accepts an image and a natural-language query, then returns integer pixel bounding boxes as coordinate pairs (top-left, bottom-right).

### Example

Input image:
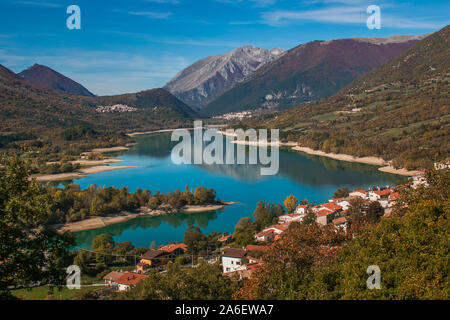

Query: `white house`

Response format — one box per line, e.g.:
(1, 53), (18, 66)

(278, 213), (302, 224)
(222, 248), (246, 273)
(336, 200), (350, 211)
(333, 217), (348, 232)
(295, 205), (309, 215)
(349, 189), (368, 199)
(254, 229), (275, 243)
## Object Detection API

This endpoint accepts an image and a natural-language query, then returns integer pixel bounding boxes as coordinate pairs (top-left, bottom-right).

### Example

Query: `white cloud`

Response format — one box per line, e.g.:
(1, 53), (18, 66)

(128, 11), (173, 19)
(13, 1), (62, 7)
(260, 5), (444, 29)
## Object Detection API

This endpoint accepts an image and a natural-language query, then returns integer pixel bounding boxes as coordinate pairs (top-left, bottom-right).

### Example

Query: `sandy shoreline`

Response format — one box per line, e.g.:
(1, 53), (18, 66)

(35, 165), (136, 182)
(127, 125), (227, 137)
(217, 130), (420, 176)
(51, 203), (233, 233)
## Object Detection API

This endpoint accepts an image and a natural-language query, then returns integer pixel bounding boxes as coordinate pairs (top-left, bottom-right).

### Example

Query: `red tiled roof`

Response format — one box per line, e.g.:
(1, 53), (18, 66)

(159, 243), (187, 253)
(102, 271), (124, 282)
(256, 229), (274, 237)
(352, 189), (366, 194)
(373, 189), (391, 196)
(321, 203), (342, 212)
(117, 273), (147, 286)
(317, 209), (332, 217)
(389, 192), (400, 200)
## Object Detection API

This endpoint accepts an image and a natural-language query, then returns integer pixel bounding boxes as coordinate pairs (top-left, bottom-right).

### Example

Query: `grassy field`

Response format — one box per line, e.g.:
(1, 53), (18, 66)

(12, 285), (102, 300)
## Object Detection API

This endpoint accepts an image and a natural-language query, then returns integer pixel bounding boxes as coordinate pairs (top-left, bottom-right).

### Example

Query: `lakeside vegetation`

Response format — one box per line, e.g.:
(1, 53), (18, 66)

(1, 157), (448, 300)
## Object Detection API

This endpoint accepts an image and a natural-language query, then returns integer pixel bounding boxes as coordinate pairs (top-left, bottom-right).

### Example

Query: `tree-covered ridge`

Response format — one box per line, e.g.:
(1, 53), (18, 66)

(0, 64), (198, 159)
(241, 25), (449, 170)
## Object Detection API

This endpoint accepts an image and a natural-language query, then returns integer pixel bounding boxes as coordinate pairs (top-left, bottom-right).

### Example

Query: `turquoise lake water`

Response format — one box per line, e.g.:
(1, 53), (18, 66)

(73, 133), (405, 248)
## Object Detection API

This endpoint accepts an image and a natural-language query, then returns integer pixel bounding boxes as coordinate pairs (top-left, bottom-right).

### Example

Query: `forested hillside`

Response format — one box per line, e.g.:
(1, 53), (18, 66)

(241, 25), (449, 170)
(0, 64), (198, 157)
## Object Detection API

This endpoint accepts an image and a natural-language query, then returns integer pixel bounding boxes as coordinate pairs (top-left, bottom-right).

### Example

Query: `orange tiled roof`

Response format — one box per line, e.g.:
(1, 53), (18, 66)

(321, 203), (342, 212)
(373, 189), (391, 196)
(159, 243), (187, 253)
(218, 235), (232, 242)
(256, 229), (274, 237)
(317, 209), (332, 217)
(117, 273), (147, 286)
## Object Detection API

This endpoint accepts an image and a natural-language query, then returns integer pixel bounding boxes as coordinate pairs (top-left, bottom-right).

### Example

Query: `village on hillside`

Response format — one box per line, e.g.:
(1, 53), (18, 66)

(96, 172), (429, 292)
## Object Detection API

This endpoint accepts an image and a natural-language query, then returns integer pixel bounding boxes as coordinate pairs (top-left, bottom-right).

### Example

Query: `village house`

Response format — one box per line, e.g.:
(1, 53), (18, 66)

(137, 249), (168, 272)
(263, 223), (290, 235)
(295, 204), (309, 215)
(349, 188), (368, 199)
(102, 271), (125, 289)
(369, 188), (391, 201)
(221, 248), (246, 273)
(410, 172), (427, 189)
(254, 229), (275, 243)
(316, 209), (336, 226)
(116, 272), (148, 292)
(278, 213), (303, 224)
(159, 243), (187, 258)
(332, 217), (348, 232)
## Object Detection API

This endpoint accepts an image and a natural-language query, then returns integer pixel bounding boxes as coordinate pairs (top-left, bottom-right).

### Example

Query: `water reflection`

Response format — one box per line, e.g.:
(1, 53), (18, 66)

(75, 210), (219, 248)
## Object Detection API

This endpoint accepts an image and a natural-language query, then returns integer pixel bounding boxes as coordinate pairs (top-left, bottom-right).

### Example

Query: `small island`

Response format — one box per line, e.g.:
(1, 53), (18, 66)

(46, 183), (232, 233)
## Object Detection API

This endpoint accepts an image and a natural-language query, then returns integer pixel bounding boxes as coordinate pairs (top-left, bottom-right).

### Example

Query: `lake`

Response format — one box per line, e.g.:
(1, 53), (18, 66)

(73, 132), (405, 248)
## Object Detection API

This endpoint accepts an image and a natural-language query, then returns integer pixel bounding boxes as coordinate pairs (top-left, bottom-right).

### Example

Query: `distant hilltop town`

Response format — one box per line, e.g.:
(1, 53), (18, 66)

(95, 104), (138, 113)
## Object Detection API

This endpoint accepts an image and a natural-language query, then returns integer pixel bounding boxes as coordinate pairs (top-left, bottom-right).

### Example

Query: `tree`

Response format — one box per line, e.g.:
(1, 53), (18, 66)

(233, 217), (257, 247)
(333, 187), (350, 198)
(126, 261), (241, 300)
(183, 226), (207, 255)
(235, 221), (349, 299)
(283, 195), (298, 213)
(0, 158), (74, 298)
(252, 201), (283, 231)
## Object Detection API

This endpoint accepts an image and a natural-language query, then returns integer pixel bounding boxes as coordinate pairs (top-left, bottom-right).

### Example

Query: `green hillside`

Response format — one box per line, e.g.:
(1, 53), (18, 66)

(0, 65), (198, 157)
(242, 25), (449, 170)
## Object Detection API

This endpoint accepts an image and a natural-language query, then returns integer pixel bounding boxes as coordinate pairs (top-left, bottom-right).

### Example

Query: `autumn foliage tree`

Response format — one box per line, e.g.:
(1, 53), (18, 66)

(283, 195), (298, 213)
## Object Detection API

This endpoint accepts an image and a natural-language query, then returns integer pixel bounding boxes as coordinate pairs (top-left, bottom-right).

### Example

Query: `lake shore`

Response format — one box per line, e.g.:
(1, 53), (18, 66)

(51, 202), (234, 233)
(35, 165), (136, 182)
(217, 130), (420, 176)
(127, 125), (227, 137)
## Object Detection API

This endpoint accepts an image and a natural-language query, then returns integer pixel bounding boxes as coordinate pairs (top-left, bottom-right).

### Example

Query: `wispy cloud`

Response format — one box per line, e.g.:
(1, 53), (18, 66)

(104, 30), (244, 48)
(260, 5), (444, 29)
(128, 11), (173, 19)
(0, 49), (189, 95)
(13, 0), (62, 7)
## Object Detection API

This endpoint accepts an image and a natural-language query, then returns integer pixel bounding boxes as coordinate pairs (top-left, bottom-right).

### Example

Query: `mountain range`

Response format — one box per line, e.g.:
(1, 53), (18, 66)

(0, 64), (197, 135)
(250, 25), (449, 170)
(202, 35), (427, 116)
(164, 45), (285, 109)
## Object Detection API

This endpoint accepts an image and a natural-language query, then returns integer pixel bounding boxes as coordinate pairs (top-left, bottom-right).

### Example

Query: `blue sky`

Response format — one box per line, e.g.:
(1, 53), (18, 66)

(0, 0), (448, 95)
